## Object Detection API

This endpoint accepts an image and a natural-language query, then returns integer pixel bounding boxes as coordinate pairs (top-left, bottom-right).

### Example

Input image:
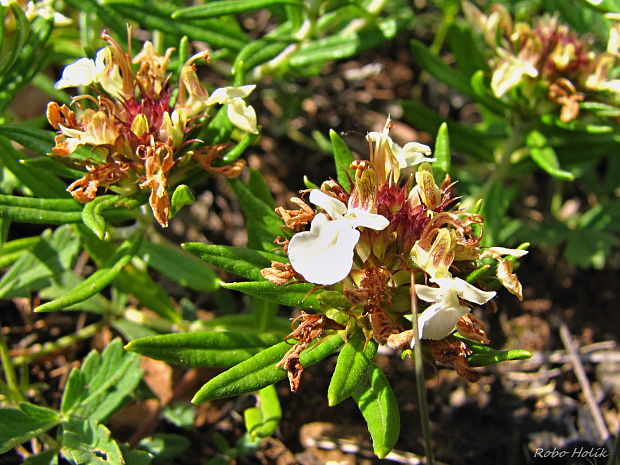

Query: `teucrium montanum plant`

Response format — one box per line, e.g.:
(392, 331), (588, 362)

(48, 30), (258, 227)
(132, 118), (532, 458)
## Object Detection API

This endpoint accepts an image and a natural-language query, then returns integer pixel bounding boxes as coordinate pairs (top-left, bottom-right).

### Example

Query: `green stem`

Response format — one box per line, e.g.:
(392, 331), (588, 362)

(11, 320), (104, 365)
(0, 330), (24, 402)
(411, 273), (434, 465)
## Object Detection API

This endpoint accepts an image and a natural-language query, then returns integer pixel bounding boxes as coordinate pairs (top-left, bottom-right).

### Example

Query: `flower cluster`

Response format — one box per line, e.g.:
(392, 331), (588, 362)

(47, 31), (258, 226)
(263, 118), (527, 382)
(464, 2), (620, 122)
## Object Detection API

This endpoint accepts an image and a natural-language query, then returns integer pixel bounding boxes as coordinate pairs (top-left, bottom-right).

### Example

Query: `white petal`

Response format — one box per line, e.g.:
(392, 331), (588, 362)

(227, 100), (258, 134)
(288, 214), (359, 285)
(432, 277), (496, 305)
(309, 189), (347, 219)
(397, 142), (436, 168)
(54, 57), (98, 89)
(206, 85), (256, 105)
(417, 297), (470, 341)
(479, 247), (528, 259)
(346, 208), (389, 230)
(415, 284), (444, 303)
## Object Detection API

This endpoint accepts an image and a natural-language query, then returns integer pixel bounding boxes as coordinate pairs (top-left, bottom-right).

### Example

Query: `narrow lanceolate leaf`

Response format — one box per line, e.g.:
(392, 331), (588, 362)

(228, 178), (283, 252)
(192, 333), (344, 403)
(433, 123), (450, 180)
(141, 241), (219, 292)
(173, 0), (302, 19)
(329, 129), (355, 192)
(35, 233), (143, 313)
(222, 281), (349, 310)
(328, 326), (378, 406)
(125, 331), (283, 368)
(0, 403), (61, 454)
(182, 243), (285, 281)
(0, 124), (54, 156)
(0, 137), (68, 198)
(81, 195), (117, 239)
(526, 130), (574, 181)
(453, 333), (532, 367)
(244, 385), (282, 439)
(0, 4), (29, 77)
(352, 364), (400, 459)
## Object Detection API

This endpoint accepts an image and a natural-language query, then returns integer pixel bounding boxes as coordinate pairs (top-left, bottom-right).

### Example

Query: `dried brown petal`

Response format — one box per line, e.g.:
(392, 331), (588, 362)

(497, 259), (524, 301)
(457, 313), (490, 344)
(260, 261), (300, 285)
(139, 143), (175, 227)
(275, 197), (315, 231)
(369, 306), (400, 345)
(426, 338), (480, 383)
(67, 159), (132, 203)
(386, 329), (414, 349)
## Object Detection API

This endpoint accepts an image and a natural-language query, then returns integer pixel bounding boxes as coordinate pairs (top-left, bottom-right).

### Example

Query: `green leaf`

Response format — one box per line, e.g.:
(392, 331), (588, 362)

(328, 325), (378, 406)
(34, 232), (142, 313)
(0, 124), (54, 156)
(0, 194), (137, 225)
(110, 2), (248, 51)
(182, 243), (285, 281)
(125, 331), (284, 368)
(82, 195), (119, 239)
(232, 39), (290, 85)
(410, 39), (473, 98)
(433, 122), (450, 179)
(137, 434), (189, 462)
(61, 339), (142, 422)
(400, 100), (498, 161)
(0, 235), (39, 268)
(23, 448), (59, 465)
(63, 0), (128, 39)
(228, 178), (283, 251)
(329, 129), (354, 192)
(352, 364), (400, 458)
(0, 225), (80, 298)
(39, 271), (110, 314)
(169, 184), (195, 219)
(222, 281), (349, 310)
(244, 385), (281, 438)
(61, 418), (124, 465)
(0, 4), (30, 77)
(173, 0), (303, 19)
(192, 333), (344, 403)
(141, 241), (219, 292)
(0, 403), (61, 454)
(289, 18), (406, 69)
(526, 130), (574, 181)
(195, 313), (291, 335)
(453, 334), (532, 367)
(247, 168), (275, 209)
(0, 136), (68, 198)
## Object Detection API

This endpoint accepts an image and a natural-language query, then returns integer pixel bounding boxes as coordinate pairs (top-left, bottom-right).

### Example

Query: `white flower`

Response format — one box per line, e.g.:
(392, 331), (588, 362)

(55, 48), (122, 97)
(367, 119), (435, 170)
(491, 48), (539, 97)
(413, 277), (496, 343)
(287, 189), (389, 285)
(206, 85), (258, 134)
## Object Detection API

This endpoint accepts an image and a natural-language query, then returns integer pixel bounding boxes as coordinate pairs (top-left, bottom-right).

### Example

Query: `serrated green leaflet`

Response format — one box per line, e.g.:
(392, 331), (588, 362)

(352, 364), (400, 458)
(222, 281), (349, 310)
(329, 129), (354, 192)
(61, 418), (124, 465)
(192, 333), (344, 403)
(61, 340), (142, 422)
(0, 225), (80, 298)
(0, 403), (61, 454)
(173, 0), (303, 19)
(141, 241), (219, 292)
(182, 243), (285, 280)
(244, 385), (281, 438)
(126, 331), (283, 368)
(328, 326), (378, 406)
(34, 232), (142, 313)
